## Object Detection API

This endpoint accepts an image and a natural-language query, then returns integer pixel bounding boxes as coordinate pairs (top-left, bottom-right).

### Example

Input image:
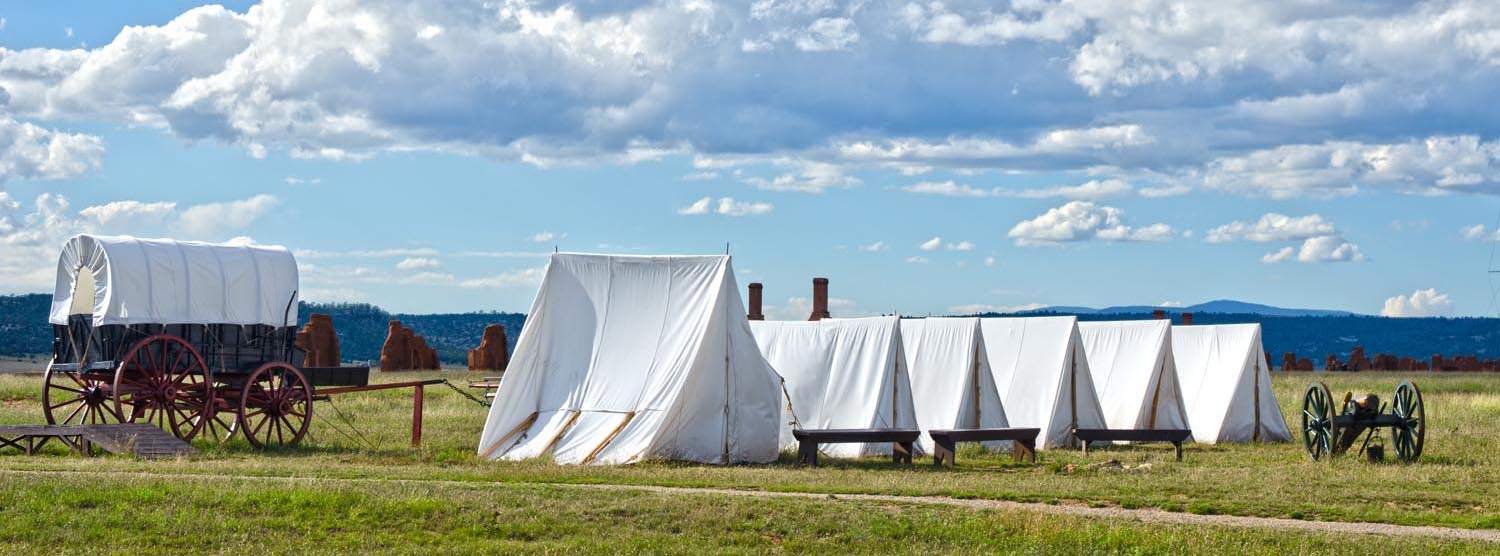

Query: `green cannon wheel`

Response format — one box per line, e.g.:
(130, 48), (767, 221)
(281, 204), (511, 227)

(1301, 382), (1338, 461)
(1391, 381), (1425, 463)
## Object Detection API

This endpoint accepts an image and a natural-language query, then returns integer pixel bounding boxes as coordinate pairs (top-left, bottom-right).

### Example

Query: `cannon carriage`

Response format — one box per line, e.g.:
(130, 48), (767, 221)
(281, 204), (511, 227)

(1300, 380), (1425, 463)
(43, 234), (314, 447)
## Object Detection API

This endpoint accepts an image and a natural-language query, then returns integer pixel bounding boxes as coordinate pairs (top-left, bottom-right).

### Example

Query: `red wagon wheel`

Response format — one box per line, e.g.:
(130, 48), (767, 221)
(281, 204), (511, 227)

(112, 334), (215, 440)
(238, 362), (312, 448)
(43, 362), (125, 426)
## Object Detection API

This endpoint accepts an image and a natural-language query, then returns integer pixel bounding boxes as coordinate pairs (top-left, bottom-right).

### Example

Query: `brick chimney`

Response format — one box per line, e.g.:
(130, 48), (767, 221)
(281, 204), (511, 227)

(1181, 312), (1193, 325)
(1152, 309), (1166, 320)
(808, 277), (831, 321)
(747, 283), (764, 321)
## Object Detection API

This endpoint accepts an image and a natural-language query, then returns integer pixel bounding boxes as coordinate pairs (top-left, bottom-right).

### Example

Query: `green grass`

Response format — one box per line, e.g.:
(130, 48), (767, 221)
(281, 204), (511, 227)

(0, 472), (1489, 554)
(0, 370), (1496, 551)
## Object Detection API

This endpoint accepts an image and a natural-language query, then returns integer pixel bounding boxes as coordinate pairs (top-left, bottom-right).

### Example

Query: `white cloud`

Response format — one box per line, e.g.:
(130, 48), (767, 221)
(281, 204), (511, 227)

(983, 256), (996, 268)
(458, 267), (546, 289)
(175, 194), (279, 238)
(1261, 236), (1366, 264)
(1381, 288), (1455, 317)
(905, 255), (928, 264)
(947, 240), (974, 251)
(530, 231), (566, 243)
(902, 178), (1132, 200)
(0, 117), (104, 184)
(680, 196), (773, 217)
(283, 176), (321, 185)
(1206, 213), (1337, 243)
(1461, 224), (1500, 241)
(395, 257), (440, 270)
(857, 241), (887, 252)
(918, 236), (942, 251)
(839, 125), (1153, 170)
(743, 162), (859, 193)
(301, 287), (368, 302)
(1008, 201), (1173, 246)
(1205, 136), (1500, 199)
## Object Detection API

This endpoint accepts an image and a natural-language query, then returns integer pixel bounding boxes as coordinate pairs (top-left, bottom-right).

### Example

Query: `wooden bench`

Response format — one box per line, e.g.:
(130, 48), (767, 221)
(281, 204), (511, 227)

(928, 428), (1041, 466)
(791, 428), (921, 467)
(1073, 428), (1192, 461)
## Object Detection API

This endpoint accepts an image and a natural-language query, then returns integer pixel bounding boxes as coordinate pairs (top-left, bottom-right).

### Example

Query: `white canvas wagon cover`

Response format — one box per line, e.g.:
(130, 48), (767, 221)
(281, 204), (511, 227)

(48, 234), (300, 327)
(478, 253), (782, 465)
(1173, 324), (1291, 444)
(750, 316), (917, 457)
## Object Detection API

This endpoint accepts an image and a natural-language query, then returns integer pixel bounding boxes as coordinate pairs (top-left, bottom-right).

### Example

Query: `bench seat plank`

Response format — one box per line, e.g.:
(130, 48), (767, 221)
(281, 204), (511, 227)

(792, 428), (921, 467)
(1073, 428), (1192, 461)
(927, 428), (1040, 466)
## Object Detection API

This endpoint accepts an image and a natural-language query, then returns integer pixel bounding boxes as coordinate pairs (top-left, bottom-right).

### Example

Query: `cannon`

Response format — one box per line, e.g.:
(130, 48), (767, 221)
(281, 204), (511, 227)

(1300, 380), (1425, 463)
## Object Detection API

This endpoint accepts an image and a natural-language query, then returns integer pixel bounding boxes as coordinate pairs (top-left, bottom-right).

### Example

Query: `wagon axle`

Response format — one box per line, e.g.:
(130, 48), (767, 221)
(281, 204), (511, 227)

(1301, 380), (1425, 463)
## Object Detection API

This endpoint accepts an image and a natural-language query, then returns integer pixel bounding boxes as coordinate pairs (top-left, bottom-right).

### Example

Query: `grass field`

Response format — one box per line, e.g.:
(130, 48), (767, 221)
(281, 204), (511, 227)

(1, 370), (1495, 552)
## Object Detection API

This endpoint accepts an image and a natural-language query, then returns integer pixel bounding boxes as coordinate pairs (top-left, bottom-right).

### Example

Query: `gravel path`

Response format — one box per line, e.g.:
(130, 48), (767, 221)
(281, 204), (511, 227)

(2, 468), (1494, 542)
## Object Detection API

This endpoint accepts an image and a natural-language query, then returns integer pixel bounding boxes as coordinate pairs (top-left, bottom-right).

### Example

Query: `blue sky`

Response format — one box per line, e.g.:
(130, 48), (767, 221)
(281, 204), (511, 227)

(1, 1), (1498, 317)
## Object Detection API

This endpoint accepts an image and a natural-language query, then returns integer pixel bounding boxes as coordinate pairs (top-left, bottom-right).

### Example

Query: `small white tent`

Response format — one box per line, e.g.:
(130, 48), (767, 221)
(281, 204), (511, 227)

(477, 253), (783, 465)
(1173, 324), (1291, 443)
(750, 316), (917, 457)
(1078, 320), (1190, 432)
(981, 316), (1107, 449)
(900, 317), (1008, 452)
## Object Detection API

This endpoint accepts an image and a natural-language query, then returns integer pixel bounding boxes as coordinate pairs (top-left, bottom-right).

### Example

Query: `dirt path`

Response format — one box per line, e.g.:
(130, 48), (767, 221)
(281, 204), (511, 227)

(2, 468), (1494, 542)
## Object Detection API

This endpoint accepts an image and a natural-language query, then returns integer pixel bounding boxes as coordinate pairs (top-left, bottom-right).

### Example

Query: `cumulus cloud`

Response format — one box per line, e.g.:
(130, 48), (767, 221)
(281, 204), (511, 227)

(458, 267), (546, 289)
(1206, 213), (1337, 243)
(743, 162), (859, 193)
(529, 231), (565, 243)
(1205, 136), (1500, 198)
(395, 257), (440, 270)
(1381, 288), (1455, 317)
(766, 295), (858, 320)
(0, 117), (104, 184)
(1261, 236), (1366, 264)
(677, 196), (773, 216)
(0, 192), (280, 291)
(857, 240), (887, 252)
(902, 178), (1133, 200)
(1007, 201), (1173, 246)
(1461, 224), (1500, 241)
(918, 236), (942, 251)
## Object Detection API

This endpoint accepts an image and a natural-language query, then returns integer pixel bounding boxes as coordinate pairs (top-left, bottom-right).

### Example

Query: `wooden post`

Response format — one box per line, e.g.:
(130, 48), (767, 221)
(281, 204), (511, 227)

(1012, 439), (1036, 463)
(412, 384), (424, 448)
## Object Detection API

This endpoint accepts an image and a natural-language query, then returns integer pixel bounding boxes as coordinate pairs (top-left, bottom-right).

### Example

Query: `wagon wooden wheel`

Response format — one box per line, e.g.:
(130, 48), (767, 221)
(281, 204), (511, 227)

(1391, 380), (1425, 463)
(1301, 382), (1338, 461)
(111, 334), (215, 440)
(238, 362), (312, 448)
(43, 363), (125, 426)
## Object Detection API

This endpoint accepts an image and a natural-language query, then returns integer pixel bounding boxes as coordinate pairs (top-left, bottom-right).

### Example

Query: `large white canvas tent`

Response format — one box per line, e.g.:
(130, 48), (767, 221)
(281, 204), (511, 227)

(1078, 320), (1190, 432)
(750, 316), (917, 457)
(981, 316), (1106, 449)
(1172, 324), (1291, 443)
(900, 317), (1008, 451)
(477, 253), (783, 465)
(49, 234), (300, 327)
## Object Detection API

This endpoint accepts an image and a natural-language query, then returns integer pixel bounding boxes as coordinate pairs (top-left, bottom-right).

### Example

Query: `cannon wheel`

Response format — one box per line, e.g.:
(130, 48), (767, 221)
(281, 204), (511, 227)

(1301, 382), (1338, 461)
(1391, 380), (1425, 463)
(112, 334), (214, 440)
(238, 362), (312, 448)
(43, 362), (125, 426)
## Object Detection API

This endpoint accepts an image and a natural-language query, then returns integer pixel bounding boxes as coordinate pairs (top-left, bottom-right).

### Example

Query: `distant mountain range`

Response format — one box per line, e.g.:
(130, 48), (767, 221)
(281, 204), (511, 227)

(3, 294), (1496, 366)
(1025, 299), (1357, 318)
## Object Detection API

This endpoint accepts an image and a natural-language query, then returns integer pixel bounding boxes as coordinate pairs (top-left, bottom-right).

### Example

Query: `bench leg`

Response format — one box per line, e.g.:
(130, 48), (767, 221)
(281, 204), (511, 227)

(894, 441), (913, 465)
(1081, 439), (1089, 457)
(1013, 439), (1036, 463)
(1174, 441), (1183, 462)
(798, 441), (819, 467)
(933, 437), (955, 467)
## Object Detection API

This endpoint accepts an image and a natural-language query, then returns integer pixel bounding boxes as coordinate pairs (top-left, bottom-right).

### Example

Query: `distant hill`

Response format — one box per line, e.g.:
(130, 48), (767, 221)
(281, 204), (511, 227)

(3, 293), (1496, 366)
(0, 294), (523, 366)
(1025, 299), (1355, 317)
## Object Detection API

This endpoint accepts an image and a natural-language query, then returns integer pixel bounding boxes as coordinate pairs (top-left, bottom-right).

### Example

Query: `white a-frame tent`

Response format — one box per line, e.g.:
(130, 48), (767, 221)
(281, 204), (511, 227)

(1078, 320), (1190, 432)
(981, 316), (1107, 449)
(750, 316), (917, 457)
(900, 317), (1008, 452)
(1172, 324), (1291, 444)
(478, 253), (783, 465)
